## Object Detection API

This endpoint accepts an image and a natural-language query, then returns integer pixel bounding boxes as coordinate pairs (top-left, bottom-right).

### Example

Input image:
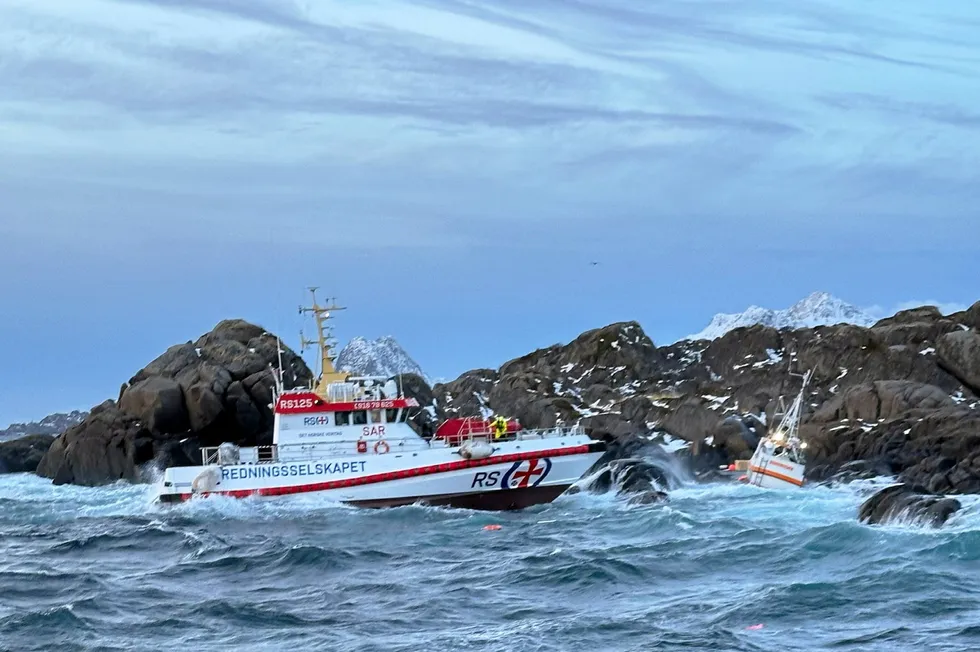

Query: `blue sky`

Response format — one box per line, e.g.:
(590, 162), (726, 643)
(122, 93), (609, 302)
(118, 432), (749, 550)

(1, 0), (978, 425)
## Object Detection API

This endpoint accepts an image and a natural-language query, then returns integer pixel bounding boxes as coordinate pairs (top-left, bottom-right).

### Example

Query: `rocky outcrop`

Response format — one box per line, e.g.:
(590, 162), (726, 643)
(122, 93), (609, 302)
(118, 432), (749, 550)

(430, 298), (980, 492)
(119, 376), (189, 434)
(660, 399), (722, 448)
(968, 301), (980, 329)
(0, 435), (56, 474)
(37, 401), (146, 485)
(36, 320), (313, 486)
(434, 321), (663, 438)
(950, 300), (980, 331)
(812, 381), (956, 422)
(397, 373), (442, 437)
(804, 407), (980, 494)
(573, 457), (671, 505)
(858, 483), (961, 527)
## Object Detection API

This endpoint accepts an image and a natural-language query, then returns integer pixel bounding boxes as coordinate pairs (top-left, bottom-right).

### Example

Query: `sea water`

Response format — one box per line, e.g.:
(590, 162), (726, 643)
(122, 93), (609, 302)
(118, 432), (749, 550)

(1, 472), (978, 651)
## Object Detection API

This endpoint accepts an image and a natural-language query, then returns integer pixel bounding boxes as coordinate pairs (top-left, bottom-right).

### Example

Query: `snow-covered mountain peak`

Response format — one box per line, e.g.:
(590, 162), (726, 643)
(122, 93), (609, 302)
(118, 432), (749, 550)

(784, 291), (872, 328)
(686, 292), (874, 341)
(336, 336), (429, 383)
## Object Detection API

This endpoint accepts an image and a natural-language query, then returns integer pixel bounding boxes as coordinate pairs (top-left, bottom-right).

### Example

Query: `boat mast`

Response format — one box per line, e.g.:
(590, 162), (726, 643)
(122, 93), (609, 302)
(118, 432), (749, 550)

(781, 369), (811, 442)
(299, 287), (349, 397)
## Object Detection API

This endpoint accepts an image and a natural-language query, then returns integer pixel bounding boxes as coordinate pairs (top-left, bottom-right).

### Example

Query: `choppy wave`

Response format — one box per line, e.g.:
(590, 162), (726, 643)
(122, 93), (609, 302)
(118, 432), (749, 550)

(1, 472), (978, 652)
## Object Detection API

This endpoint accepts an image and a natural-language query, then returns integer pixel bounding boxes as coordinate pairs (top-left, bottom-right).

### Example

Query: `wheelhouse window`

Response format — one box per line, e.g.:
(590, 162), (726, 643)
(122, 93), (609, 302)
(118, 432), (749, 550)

(352, 410), (368, 425)
(368, 409), (383, 424)
(335, 411), (350, 426)
(385, 408), (400, 423)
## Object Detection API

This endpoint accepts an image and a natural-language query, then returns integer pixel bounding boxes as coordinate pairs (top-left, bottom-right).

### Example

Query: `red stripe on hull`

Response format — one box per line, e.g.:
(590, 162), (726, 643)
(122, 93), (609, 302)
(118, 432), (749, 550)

(160, 442), (604, 503)
(749, 465), (804, 487)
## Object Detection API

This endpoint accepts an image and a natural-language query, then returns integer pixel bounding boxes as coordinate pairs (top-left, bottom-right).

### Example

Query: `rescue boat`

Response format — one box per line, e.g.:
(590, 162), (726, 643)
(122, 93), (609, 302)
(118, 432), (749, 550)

(155, 289), (606, 510)
(743, 369), (811, 489)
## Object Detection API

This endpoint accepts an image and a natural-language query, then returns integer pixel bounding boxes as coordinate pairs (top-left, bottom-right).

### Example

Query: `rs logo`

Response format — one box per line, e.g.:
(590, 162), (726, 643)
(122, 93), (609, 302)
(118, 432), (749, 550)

(500, 458), (552, 489)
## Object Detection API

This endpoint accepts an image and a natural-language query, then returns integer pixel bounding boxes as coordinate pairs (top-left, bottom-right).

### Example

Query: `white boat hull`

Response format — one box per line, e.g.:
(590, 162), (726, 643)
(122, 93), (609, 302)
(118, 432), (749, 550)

(746, 448), (805, 489)
(157, 436), (606, 510)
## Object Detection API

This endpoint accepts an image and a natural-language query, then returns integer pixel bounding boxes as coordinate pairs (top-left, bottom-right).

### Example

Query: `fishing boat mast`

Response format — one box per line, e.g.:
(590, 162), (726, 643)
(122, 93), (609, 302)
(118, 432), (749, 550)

(771, 369), (811, 447)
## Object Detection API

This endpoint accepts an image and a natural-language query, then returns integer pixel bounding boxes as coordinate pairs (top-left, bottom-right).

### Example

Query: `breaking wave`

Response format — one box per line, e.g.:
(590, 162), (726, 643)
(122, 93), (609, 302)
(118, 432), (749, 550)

(1, 471), (978, 651)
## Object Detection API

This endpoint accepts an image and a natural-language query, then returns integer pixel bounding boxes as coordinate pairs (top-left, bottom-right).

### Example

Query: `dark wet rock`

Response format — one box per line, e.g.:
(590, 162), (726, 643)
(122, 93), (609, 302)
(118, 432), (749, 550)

(436, 322), (663, 442)
(119, 376), (189, 434)
(488, 373), (564, 428)
(711, 416), (762, 460)
(812, 381), (956, 423)
(858, 483), (962, 527)
(804, 407), (980, 494)
(617, 458), (671, 493)
(579, 457), (670, 504)
(398, 372), (441, 437)
(872, 306), (945, 328)
(0, 435), (56, 474)
(37, 400), (147, 486)
(581, 413), (638, 440)
(202, 319), (267, 346)
(870, 317), (960, 349)
(796, 326), (958, 393)
(961, 300), (980, 330)
(699, 324), (785, 380)
(180, 363), (233, 432)
(818, 459), (897, 485)
(226, 381), (264, 440)
(36, 321), (312, 486)
(590, 433), (657, 467)
(152, 436), (204, 471)
(937, 330), (980, 395)
(660, 399), (722, 450)
(399, 373), (438, 412)
(434, 369), (497, 419)
(499, 321), (663, 382)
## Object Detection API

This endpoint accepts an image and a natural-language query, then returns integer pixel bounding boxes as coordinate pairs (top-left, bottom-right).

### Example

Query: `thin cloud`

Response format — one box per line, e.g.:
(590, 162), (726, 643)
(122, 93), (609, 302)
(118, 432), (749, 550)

(818, 93), (980, 129)
(1, 0), (979, 243)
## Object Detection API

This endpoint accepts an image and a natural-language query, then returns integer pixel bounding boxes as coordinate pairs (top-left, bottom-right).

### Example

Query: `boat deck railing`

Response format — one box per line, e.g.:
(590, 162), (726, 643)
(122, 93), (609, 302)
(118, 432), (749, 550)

(439, 425), (585, 446)
(199, 425), (585, 466)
